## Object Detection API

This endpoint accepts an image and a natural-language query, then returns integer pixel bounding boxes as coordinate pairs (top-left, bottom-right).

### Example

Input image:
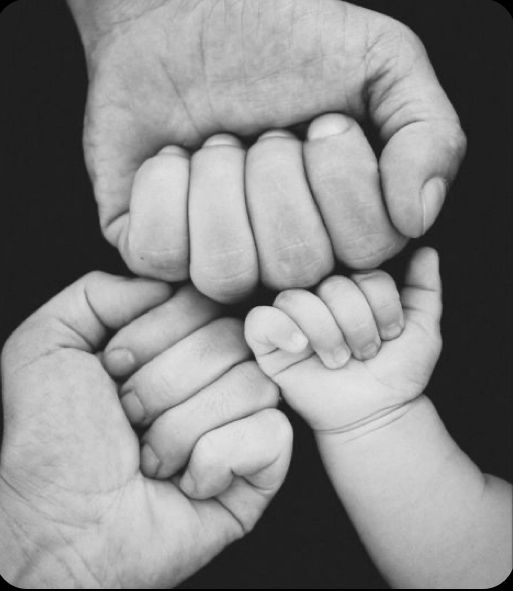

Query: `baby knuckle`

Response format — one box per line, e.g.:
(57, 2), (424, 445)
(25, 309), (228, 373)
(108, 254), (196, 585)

(348, 321), (377, 342)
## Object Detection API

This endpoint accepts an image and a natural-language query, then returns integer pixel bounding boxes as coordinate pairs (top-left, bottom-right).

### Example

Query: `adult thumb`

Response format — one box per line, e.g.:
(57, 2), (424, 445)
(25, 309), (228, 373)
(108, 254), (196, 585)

(368, 19), (467, 237)
(3, 272), (171, 372)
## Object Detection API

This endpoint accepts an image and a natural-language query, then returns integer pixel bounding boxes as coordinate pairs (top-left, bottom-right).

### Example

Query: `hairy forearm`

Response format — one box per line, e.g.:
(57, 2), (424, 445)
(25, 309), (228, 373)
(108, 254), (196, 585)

(316, 395), (512, 589)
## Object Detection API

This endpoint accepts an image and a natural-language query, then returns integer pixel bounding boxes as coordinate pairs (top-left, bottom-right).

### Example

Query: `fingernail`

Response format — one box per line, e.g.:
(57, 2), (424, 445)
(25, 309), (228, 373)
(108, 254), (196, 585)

(104, 348), (136, 378)
(421, 178), (447, 234)
(120, 390), (145, 424)
(331, 346), (351, 368)
(286, 331), (309, 353)
(381, 323), (403, 340)
(180, 471), (196, 496)
(258, 129), (295, 141)
(141, 443), (161, 478)
(359, 341), (380, 360)
(158, 145), (188, 157)
(307, 113), (353, 140)
(203, 134), (241, 147)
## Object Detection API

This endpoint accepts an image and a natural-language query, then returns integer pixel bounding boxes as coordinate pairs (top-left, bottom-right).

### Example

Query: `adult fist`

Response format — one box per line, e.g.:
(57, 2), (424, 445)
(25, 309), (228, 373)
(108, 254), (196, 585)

(68, 0), (465, 297)
(0, 274), (292, 588)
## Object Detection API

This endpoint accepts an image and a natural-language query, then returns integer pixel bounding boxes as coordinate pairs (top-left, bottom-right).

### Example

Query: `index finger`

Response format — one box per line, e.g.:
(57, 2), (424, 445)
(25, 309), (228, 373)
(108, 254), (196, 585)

(103, 284), (222, 379)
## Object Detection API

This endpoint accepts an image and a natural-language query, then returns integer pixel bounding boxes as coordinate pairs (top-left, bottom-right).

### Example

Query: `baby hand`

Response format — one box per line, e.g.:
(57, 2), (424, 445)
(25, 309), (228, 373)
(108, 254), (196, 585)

(245, 248), (442, 433)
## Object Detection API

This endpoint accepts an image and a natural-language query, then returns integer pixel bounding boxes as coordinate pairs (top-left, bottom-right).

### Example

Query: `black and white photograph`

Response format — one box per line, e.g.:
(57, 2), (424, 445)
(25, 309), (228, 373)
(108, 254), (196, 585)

(0, 1), (511, 588)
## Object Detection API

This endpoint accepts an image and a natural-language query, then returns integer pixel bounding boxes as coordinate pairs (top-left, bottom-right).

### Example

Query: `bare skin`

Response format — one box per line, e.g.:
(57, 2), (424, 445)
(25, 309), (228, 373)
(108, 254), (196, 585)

(0, 274), (292, 588)
(68, 0), (466, 297)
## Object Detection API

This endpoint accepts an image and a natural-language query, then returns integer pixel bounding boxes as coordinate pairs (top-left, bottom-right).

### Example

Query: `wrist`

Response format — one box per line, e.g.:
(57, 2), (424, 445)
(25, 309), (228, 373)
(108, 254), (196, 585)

(314, 393), (461, 515)
(0, 478), (103, 588)
(314, 394), (424, 446)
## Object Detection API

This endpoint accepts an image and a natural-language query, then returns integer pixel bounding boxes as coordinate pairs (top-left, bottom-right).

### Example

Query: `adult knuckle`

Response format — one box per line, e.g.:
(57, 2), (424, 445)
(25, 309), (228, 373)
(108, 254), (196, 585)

(341, 232), (406, 270)
(229, 361), (279, 404)
(352, 268), (389, 284)
(202, 317), (245, 354)
(318, 275), (349, 299)
(252, 371), (280, 406)
(269, 243), (331, 289)
(194, 433), (221, 469)
(273, 289), (303, 308)
(127, 241), (187, 279)
(446, 124), (468, 165)
(216, 317), (246, 349)
(193, 258), (257, 303)
(265, 409), (293, 446)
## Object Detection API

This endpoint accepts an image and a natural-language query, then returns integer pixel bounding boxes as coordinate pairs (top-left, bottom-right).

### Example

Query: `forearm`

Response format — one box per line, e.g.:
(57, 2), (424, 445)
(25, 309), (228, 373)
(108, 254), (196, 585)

(316, 395), (512, 589)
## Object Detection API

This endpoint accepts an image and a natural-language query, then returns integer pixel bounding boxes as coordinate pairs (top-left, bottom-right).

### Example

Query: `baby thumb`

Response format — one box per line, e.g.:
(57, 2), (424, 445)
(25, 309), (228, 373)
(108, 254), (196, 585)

(401, 248), (442, 332)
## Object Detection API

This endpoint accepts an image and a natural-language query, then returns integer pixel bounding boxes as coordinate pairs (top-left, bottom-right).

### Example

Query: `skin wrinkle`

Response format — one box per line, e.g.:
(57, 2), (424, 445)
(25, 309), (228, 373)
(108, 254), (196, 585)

(1, 270), (292, 587)
(367, 27), (435, 140)
(76, 0), (466, 292)
(127, 322), (249, 423)
(1, 469), (114, 568)
(271, 351), (316, 380)
(198, 4), (220, 130)
(84, 281), (115, 331)
(158, 51), (202, 142)
(316, 397), (417, 437)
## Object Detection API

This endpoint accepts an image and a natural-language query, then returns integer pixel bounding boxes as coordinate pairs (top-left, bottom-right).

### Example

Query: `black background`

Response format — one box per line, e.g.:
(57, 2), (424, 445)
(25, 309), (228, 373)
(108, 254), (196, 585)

(0, 1), (511, 588)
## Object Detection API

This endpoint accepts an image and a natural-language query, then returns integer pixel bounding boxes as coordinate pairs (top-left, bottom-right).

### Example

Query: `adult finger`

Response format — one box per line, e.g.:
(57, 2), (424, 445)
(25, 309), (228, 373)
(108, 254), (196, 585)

(304, 113), (406, 269)
(180, 409), (293, 503)
(189, 134), (258, 303)
(119, 318), (250, 426)
(125, 146), (190, 280)
(246, 130), (334, 289)
(103, 284), (221, 379)
(140, 362), (279, 478)
(2, 272), (171, 385)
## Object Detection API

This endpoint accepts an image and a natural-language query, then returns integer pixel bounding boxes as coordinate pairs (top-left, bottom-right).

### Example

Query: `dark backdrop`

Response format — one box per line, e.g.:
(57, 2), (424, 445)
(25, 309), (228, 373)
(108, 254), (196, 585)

(1, 1), (511, 588)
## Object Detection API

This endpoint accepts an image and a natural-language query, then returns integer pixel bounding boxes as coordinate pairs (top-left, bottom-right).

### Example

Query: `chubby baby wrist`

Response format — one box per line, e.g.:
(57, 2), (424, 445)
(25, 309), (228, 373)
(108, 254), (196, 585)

(314, 394), (428, 446)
